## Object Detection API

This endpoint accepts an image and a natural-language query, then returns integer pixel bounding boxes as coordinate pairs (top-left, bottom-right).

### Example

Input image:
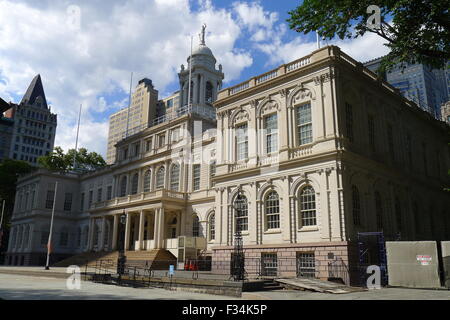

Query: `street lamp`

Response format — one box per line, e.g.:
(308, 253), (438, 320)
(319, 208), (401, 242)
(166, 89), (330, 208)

(231, 188), (246, 281)
(117, 210), (127, 276)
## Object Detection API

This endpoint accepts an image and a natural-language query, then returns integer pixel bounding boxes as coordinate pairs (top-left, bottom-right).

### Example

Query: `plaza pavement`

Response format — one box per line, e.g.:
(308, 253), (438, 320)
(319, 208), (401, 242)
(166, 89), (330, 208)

(0, 270), (448, 300)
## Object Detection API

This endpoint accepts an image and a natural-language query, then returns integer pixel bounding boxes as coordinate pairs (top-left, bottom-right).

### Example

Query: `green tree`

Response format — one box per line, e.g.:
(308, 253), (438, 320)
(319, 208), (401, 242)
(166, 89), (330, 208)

(287, 0), (450, 71)
(37, 147), (107, 171)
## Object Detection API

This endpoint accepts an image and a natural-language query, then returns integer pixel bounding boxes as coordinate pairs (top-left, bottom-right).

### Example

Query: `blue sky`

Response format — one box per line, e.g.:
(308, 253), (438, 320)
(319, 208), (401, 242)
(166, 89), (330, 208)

(0, 0), (389, 157)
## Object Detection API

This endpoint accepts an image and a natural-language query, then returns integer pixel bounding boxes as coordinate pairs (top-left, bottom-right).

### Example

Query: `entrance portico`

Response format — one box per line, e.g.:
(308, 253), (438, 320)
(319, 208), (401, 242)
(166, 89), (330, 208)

(88, 204), (186, 254)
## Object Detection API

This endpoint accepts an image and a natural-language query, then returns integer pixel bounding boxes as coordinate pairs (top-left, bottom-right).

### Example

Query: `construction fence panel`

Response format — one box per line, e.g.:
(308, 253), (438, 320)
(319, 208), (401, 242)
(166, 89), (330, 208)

(386, 241), (441, 289)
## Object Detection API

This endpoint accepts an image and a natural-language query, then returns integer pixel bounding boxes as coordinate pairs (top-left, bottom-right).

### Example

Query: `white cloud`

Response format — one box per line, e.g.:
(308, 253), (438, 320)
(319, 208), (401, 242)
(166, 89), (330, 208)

(0, 0), (391, 159)
(0, 0), (252, 157)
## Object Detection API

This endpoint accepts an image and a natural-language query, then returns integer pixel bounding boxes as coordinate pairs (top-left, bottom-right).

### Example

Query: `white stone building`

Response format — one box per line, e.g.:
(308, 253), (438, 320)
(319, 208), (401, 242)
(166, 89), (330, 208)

(5, 40), (449, 283)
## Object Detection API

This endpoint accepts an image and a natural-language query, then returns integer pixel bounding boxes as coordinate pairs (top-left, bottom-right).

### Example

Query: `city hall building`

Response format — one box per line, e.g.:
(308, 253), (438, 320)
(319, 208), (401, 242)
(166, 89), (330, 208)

(4, 34), (450, 281)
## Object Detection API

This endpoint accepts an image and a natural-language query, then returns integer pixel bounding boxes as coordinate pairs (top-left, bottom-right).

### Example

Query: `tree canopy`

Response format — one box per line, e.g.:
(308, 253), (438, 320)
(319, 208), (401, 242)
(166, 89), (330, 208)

(287, 0), (450, 71)
(37, 146), (107, 172)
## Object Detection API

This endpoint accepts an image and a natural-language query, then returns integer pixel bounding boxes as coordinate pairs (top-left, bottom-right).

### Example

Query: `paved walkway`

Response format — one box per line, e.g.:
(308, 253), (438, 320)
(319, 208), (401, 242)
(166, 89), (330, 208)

(0, 273), (237, 300)
(0, 270), (448, 300)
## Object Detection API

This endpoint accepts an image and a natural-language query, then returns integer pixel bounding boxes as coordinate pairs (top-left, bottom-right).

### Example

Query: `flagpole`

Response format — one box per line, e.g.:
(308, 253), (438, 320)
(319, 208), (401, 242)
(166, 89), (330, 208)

(0, 200), (5, 229)
(45, 181), (58, 270)
(125, 72), (133, 138)
(72, 104), (82, 170)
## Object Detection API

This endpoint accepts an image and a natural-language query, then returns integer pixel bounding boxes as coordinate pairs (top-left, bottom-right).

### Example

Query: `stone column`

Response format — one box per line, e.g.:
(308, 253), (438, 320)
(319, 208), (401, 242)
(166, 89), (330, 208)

(158, 207), (165, 249)
(124, 213), (131, 251)
(153, 209), (160, 249)
(88, 219), (95, 251)
(112, 214), (119, 251)
(138, 210), (145, 250)
(100, 217), (106, 251)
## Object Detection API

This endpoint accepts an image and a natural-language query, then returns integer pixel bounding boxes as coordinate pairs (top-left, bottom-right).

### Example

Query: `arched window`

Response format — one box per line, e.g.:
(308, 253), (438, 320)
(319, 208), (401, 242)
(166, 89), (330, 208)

(83, 226), (89, 248)
(193, 215), (200, 237)
(205, 81), (213, 103)
(170, 164), (180, 191)
(352, 186), (361, 226)
(296, 103), (312, 145)
(265, 191), (280, 229)
(76, 227), (82, 248)
(300, 186), (316, 227)
(143, 170), (151, 192)
(131, 173), (139, 195)
(59, 227), (69, 247)
(234, 194), (248, 232)
(93, 224), (99, 247)
(208, 212), (215, 241)
(375, 192), (383, 230)
(23, 225), (30, 249)
(120, 176), (127, 197)
(156, 167), (165, 189)
(395, 197), (402, 232)
(17, 226), (23, 248)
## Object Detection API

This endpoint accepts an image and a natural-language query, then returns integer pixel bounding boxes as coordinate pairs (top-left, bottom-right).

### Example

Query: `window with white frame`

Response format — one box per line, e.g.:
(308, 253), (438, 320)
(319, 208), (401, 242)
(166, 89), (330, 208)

(156, 167), (165, 189)
(193, 164), (201, 191)
(299, 186), (316, 227)
(209, 161), (216, 187)
(170, 164), (180, 191)
(296, 103), (312, 145)
(265, 191), (280, 229)
(158, 133), (166, 148)
(234, 194), (248, 232)
(143, 170), (151, 192)
(236, 123), (248, 161)
(193, 215), (200, 237)
(45, 190), (55, 209)
(208, 212), (215, 241)
(264, 113), (278, 154)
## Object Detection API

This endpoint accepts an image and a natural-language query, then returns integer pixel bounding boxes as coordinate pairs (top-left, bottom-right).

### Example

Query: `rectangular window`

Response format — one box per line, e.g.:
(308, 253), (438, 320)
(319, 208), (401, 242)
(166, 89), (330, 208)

(261, 253), (278, 276)
(193, 164), (201, 191)
(145, 138), (152, 152)
(63, 193), (73, 211)
(236, 123), (248, 160)
(296, 103), (312, 145)
(406, 134), (412, 169)
(171, 127), (180, 142)
(133, 143), (140, 157)
(45, 190), (55, 209)
(296, 252), (316, 278)
(88, 190), (93, 208)
(209, 161), (216, 187)
(345, 103), (354, 142)
(264, 114), (278, 153)
(97, 188), (102, 202)
(106, 186), (112, 200)
(80, 193), (85, 211)
(159, 134), (166, 148)
(387, 124), (394, 160)
(368, 115), (375, 151)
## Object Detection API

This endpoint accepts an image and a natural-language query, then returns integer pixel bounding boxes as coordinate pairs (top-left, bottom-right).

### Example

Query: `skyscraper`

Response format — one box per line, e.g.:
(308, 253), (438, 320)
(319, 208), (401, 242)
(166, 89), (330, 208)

(364, 58), (449, 119)
(106, 78), (159, 164)
(1, 75), (57, 165)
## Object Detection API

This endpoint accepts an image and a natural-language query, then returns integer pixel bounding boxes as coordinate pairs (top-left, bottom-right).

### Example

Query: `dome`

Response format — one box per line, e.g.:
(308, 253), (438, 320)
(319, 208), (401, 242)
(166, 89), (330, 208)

(192, 44), (214, 57)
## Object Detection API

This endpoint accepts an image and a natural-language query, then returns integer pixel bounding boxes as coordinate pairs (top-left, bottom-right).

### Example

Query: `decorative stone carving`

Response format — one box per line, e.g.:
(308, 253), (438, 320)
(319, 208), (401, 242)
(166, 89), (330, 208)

(293, 89), (313, 104)
(233, 109), (250, 124)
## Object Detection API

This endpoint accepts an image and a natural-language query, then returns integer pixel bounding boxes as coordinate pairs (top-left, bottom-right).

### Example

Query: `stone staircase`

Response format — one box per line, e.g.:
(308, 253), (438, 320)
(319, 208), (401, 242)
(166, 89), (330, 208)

(53, 250), (176, 270)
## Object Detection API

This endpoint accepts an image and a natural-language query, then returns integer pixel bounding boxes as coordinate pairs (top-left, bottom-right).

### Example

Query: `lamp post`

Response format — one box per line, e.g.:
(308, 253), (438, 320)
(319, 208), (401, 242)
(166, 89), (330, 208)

(231, 189), (246, 281)
(117, 210), (127, 276)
